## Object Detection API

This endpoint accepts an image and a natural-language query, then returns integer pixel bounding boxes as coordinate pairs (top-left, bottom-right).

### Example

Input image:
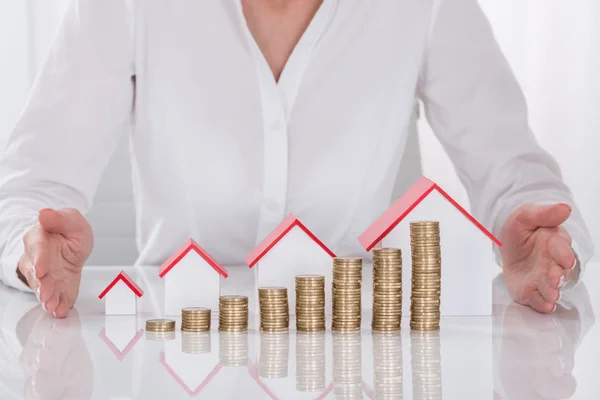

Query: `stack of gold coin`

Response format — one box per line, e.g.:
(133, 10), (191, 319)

(219, 295), (248, 332)
(332, 257), (362, 332)
(258, 287), (289, 332)
(181, 307), (211, 332)
(410, 221), (441, 331)
(182, 332), (211, 354)
(372, 248), (403, 332)
(296, 332), (326, 392)
(219, 332), (248, 367)
(259, 332), (289, 378)
(332, 332), (362, 398)
(410, 331), (442, 400)
(146, 318), (176, 332)
(373, 332), (403, 399)
(295, 275), (326, 332)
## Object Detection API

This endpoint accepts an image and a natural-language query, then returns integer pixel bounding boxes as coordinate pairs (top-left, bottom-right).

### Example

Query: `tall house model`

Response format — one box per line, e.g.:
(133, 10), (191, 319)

(358, 176), (502, 316)
(246, 214), (336, 316)
(160, 239), (229, 316)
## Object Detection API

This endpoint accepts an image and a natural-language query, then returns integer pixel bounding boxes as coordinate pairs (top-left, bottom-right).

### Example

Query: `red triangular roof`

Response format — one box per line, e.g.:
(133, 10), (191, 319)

(358, 176), (502, 251)
(159, 352), (221, 396)
(98, 328), (143, 361)
(98, 270), (144, 299)
(159, 238), (228, 278)
(246, 214), (336, 268)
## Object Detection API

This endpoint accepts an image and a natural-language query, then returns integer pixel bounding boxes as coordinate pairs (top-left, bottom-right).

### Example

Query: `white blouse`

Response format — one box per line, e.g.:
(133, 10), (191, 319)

(0, 0), (593, 291)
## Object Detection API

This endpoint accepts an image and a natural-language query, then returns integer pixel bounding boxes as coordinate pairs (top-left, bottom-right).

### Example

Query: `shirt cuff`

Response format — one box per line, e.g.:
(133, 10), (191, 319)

(0, 239), (34, 294)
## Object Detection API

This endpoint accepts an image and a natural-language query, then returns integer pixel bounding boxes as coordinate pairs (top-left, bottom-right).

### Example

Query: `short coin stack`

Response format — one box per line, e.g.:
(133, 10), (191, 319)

(372, 248), (403, 331)
(146, 319), (176, 332)
(295, 275), (326, 332)
(410, 221), (442, 331)
(181, 307), (211, 332)
(332, 257), (363, 332)
(258, 287), (289, 332)
(219, 295), (249, 332)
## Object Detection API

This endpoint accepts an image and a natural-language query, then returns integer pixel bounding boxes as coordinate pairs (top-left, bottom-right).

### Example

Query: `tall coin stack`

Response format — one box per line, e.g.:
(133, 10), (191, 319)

(181, 307), (211, 332)
(332, 257), (363, 332)
(332, 332), (362, 399)
(295, 275), (326, 332)
(373, 332), (403, 399)
(372, 248), (403, 331)
(219, 295), (249, 332)
(410, 221), (441, 331)
(296, 332), (326, 392)
(258, 287), (289, 332)
(410, 331), (442, 400)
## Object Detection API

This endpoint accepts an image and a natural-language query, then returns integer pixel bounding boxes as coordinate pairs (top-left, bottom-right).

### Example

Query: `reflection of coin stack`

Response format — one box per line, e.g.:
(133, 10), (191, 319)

(295, 275), (326, 332)
(373, 332), (403, 399)
(410, 221), (441, 331)
(181, 307), (211, 332)
(182, 332), (211, 354)
(259, 333), (289, 378)
(332, 332), (362, 399)
(219, 332), (248, 367)
(219, 295), (249, 332)
(259, 287), (289, 332)
(410, 331), (442, 400)
(146, 319), (176, 340)
(372, 248), (403, 331)
(296, 332), (326, 392)
(332, 257), (363, 332)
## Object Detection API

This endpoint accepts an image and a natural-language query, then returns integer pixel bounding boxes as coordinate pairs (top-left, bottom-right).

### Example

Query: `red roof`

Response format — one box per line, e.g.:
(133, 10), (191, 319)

(98, 328), (143, 361)
(246, 214), (336, 268)
(160, 352), (221, 396)
(159, 238), (228, 278)
(358, 176), (502, 251)
(98, 270), (144, 299)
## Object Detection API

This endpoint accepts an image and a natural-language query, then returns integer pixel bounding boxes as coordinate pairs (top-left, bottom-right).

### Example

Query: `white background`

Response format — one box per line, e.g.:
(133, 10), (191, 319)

(0, 0), (598, 264)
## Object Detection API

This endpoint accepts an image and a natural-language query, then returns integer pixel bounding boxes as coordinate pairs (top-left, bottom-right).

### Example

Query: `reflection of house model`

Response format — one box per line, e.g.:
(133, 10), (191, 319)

(358, 176), (502, 316)
(99, 271), (144, 315)
(160, 239), (229, 316)
(246, 214), (336, 316)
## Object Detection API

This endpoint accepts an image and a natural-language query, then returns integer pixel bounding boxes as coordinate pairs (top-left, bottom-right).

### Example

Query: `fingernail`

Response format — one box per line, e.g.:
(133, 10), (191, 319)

(552, 304), (557, 312)
(558, 275), (565, 288)
(31, 265), (37, 279)
(53, 311), (57, 317)
(41, 302), (47, 312)
(570, 257), (577, 270)
(35, 286), (40, 301)
(557, 292), (562, 302)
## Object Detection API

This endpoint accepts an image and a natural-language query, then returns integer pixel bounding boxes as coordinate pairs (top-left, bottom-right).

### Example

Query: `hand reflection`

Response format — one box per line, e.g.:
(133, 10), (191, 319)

(18, 307), (93, 400)
(499, 302), (579, 400)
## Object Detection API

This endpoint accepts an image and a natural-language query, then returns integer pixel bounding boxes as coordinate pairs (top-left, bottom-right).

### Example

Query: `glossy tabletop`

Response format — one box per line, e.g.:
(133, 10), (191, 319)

(1, 263), (598, 400)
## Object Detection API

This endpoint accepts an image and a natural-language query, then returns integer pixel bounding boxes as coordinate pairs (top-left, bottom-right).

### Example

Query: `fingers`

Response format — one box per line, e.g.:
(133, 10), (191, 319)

(54, 295), (71, 319)
(527, 291), (555, 314)
(38, 275), (56, 303)
(38, 207), (86, 236)
(515, 203), (572, 230)
(43, 292), (60, 314)
(548, 235), (575, 270)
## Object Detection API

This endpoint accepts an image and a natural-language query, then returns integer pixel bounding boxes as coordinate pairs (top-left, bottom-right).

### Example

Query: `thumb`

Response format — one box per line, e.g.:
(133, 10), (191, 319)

(516, 203), (572, 230)
(38, 208), (85, 235)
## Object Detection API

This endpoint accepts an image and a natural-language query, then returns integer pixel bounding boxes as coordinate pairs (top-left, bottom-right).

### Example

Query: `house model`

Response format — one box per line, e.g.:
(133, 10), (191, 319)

(99, 271), (144, 315)
(358, 176), (502, 316)
(159, 238), (228, 316)
(246, 214), (336, 317)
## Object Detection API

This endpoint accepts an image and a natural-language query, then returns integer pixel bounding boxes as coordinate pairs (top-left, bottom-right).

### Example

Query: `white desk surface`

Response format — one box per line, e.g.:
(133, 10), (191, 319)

(1, 263), (598, 399)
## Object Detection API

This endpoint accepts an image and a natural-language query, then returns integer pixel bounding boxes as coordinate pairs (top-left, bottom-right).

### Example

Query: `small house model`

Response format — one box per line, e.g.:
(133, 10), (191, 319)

(159, 239), (228, 316)
(246, 214), (336, 316)
(98, 271), (144, 315)
(358, 176), (502, 316)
